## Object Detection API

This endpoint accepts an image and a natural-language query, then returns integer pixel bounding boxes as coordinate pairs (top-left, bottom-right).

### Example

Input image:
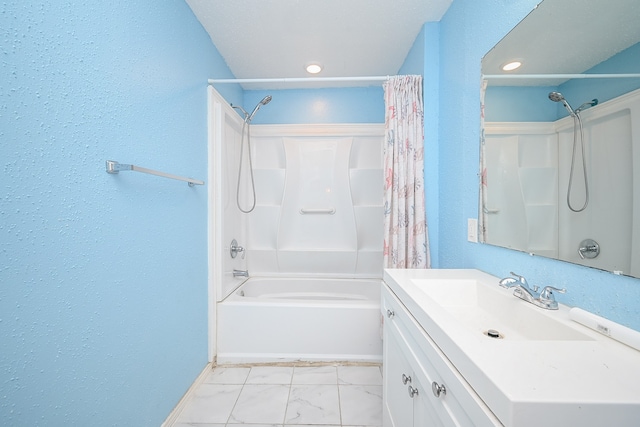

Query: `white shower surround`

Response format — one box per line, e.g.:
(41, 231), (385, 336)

(484, 88), (640, 277)
(246, 123), (385, 277)
(207, 87), (385, 363)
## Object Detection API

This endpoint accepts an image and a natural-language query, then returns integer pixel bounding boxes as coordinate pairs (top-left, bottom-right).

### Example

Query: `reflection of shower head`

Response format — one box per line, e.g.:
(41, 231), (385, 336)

(548, 91), (575, 117)
(248, 95), (272, 122)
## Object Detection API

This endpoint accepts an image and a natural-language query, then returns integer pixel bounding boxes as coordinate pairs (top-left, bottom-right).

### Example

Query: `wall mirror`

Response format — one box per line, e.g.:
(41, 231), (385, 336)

(480, 0), (640, 278)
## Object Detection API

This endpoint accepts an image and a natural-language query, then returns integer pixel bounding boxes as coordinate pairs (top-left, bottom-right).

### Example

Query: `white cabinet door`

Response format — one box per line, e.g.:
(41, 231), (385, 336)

(383, 321), (414, 427)
(411, 370), (444, 427)
(382, 284), (502, 427)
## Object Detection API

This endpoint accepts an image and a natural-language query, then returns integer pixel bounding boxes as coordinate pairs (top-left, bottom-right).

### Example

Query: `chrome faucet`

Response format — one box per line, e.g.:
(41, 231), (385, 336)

(499, 271), (538, 298)
(499, 272), (566, 310)
(233, 269), (249, 278)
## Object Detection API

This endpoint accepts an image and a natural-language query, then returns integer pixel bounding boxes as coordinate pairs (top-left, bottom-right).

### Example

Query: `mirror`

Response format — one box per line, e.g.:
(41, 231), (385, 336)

(480, 0), (640, 278)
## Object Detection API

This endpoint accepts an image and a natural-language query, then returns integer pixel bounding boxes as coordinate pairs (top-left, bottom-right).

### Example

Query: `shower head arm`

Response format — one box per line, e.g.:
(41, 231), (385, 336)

(231, 104), (250, 120)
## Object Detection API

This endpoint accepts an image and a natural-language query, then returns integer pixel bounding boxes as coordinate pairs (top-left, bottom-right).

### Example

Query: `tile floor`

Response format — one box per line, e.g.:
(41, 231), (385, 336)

(170, 364), (383, 427)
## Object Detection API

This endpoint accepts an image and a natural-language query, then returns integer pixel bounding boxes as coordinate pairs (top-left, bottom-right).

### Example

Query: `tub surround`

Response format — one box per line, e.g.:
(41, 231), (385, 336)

(383, 268), (640, 427)
(246, 123), (385, 278)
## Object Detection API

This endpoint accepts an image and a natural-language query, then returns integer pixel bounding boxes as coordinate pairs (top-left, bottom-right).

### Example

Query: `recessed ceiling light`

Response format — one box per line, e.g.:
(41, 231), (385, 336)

(501, 60), (523, 71)
(305, 63), (323, 74)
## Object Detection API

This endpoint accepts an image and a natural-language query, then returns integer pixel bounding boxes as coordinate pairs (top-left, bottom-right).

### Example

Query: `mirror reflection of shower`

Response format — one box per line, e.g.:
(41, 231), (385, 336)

(548, 92), (598, 213)
(231, 95), (273, 213)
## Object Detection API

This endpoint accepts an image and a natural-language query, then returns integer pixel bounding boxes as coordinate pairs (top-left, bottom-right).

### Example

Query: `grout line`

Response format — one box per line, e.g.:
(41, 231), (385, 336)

(224, 365), (251, 425)
(336, 378), (344, 427)
(186, 363), (382, 427)
(282, 367), (294, 426)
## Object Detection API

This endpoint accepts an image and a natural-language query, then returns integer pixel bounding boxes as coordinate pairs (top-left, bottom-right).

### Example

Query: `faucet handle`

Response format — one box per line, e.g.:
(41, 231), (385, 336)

(509, 271), (528, 286)
(539, 286), (566, 301)
(230, 239), (246, 259)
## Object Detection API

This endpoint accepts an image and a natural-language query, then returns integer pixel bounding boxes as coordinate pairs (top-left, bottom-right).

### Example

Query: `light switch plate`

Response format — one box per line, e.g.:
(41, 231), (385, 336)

(467, 218), (478, 243)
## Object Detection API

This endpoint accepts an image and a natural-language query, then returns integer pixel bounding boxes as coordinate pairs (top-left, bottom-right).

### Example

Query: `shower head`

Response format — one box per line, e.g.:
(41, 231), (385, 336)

(260, 95), (273, 105)
(247, 95), (273, 122)
(548, 91), (575, 117)
(548, 91), (565, 102)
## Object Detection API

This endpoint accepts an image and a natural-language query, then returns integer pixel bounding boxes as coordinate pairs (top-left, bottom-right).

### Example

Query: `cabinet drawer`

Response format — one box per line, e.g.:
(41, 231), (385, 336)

(382, 283), (502, 427)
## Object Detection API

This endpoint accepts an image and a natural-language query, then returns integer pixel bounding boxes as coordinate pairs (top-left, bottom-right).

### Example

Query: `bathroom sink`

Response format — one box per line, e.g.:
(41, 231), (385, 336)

(383, 269), (640, 427)
(411, 279), (593, 341)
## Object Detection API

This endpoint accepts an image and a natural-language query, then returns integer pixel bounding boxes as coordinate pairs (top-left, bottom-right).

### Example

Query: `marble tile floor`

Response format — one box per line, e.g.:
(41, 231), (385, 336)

(170, 363), (383, 427)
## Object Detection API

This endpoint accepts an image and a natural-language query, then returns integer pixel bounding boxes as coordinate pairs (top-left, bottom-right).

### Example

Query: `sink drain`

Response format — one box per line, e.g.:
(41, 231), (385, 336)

(484, 329), (504, 339)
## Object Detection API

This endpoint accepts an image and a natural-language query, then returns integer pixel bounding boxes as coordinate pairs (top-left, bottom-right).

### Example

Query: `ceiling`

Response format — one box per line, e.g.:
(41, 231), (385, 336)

(185, 0), (453, 90)
(482, 0), (640, 86)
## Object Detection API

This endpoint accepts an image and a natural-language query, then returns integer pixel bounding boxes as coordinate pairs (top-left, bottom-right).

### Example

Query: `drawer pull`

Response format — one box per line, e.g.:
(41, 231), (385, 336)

(408, 385), (419, 398)
(386, 309), (395, 319)
(432, 381), (447, 398)
(402, 373), (412, 385)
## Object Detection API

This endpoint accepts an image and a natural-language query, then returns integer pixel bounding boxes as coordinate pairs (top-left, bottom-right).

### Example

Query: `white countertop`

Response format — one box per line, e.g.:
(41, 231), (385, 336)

(383, 268), (640, 427)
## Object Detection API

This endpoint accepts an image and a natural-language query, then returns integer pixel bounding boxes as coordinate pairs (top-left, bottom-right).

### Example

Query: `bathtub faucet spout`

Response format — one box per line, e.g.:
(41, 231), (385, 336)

(233, 269), (249, 278)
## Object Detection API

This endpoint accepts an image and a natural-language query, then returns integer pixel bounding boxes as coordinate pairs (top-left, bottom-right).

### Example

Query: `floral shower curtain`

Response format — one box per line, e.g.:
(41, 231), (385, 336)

(383, 75), (430, 269)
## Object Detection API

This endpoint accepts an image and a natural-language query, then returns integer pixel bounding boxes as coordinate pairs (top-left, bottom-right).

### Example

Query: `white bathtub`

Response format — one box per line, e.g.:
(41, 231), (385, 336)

(217, 277), (383, 364)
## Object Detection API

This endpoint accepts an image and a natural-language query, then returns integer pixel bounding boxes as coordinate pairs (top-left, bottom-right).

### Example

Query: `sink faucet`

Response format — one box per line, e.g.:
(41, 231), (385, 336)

(499, 272), (566, 310)
(499, 271), (538, 298)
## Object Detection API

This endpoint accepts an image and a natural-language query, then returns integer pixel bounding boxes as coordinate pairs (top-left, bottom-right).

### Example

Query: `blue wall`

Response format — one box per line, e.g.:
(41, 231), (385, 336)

(0, 1), (239, 425)
(3, 1), (639, 425)
(559, 41), (640, 117)
(242, 87), (384, 124)
(438, 0), (640, 330)
(398, 23), (441, 267)
(485, 41), (640, 122)
(484, 85), (558, 122)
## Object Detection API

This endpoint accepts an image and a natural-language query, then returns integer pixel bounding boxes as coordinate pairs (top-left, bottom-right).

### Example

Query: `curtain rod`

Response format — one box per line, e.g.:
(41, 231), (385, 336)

(208, 76), (390, 84)
(483, 73), (640, 80)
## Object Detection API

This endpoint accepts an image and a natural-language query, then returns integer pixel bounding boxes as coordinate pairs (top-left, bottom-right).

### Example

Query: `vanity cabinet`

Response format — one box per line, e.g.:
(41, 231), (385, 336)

(384, 316), (441, 426)
(382, 282), (501, 427)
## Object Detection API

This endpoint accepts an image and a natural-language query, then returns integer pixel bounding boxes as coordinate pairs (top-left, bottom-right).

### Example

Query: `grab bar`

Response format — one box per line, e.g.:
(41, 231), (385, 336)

(106, 160), (204, 187)
(299, 208), (336, 215)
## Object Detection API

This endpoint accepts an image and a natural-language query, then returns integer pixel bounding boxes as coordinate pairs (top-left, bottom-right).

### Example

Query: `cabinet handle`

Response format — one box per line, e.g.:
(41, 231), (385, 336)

(402, 374), (412, 385)
(408, 385), (419, 398)
(386, 309), (395, 319)
(431, 381), (446, 398)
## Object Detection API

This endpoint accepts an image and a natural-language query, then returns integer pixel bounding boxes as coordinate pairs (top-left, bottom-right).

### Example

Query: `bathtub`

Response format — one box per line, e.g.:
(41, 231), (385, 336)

(216, 277), (383, 364)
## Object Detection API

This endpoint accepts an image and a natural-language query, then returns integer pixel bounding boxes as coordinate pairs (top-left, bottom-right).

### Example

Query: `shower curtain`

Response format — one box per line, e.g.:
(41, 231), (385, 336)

(383, 75), (430, 268)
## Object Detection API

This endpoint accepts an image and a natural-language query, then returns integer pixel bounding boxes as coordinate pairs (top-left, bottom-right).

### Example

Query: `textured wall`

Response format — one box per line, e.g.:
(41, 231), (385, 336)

(243, 87), (384, 124)
(438, 0), (640, 330)
(0, 1), (238, 425)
